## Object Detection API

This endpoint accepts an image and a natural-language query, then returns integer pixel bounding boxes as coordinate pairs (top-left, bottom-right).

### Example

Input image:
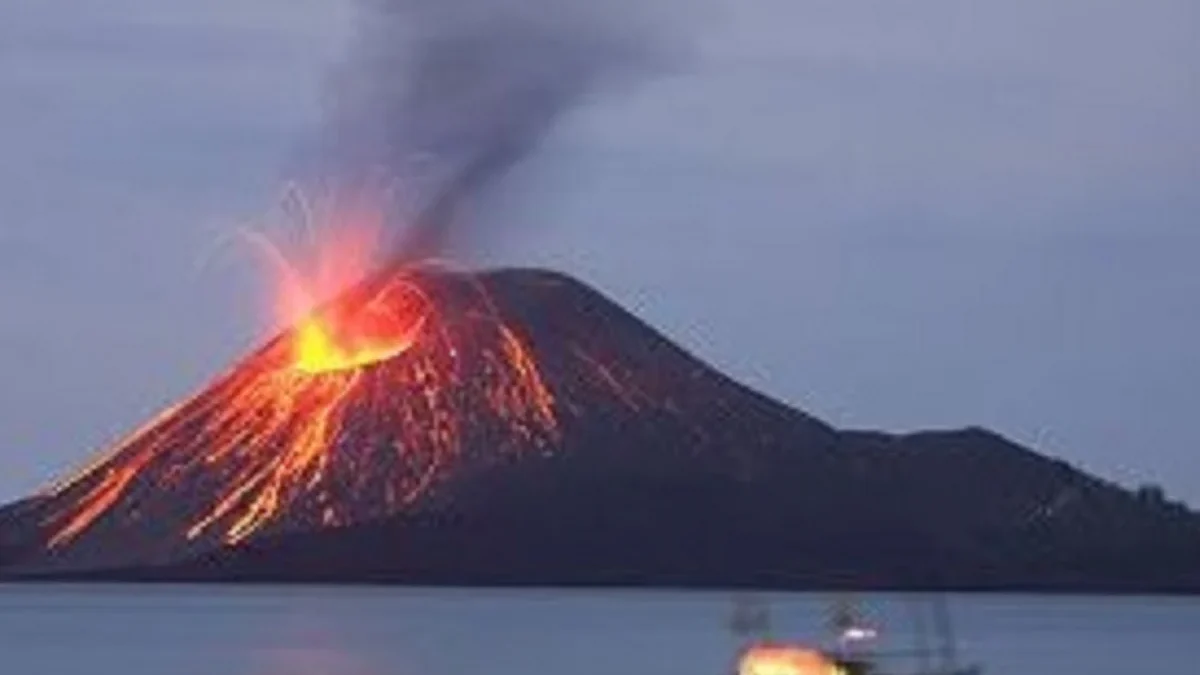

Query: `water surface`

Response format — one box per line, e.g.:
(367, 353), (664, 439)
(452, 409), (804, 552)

(1, 585), (1195, 674)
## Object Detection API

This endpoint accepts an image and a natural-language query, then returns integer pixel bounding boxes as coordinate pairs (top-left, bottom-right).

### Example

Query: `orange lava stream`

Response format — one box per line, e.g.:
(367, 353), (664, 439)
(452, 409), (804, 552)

(44, 401), (191, 548)
(183, 366), (367, 543)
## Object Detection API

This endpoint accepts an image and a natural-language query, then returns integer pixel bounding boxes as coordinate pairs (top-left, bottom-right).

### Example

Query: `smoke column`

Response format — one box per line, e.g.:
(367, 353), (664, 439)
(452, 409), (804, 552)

(317, 0), (690, 263)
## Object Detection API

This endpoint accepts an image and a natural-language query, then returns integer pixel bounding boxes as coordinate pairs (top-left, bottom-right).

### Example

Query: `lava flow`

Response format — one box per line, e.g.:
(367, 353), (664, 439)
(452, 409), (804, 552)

(36, 221), (559, 564)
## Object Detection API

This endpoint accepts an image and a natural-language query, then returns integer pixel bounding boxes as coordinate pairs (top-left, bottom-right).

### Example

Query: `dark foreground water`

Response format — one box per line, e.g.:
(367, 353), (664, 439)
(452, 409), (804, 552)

(1, 585), (1196, 674)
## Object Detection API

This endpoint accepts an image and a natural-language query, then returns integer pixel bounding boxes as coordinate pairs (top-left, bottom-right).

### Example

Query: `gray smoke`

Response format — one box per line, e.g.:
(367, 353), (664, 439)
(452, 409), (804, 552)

(319, 0), (691, 263)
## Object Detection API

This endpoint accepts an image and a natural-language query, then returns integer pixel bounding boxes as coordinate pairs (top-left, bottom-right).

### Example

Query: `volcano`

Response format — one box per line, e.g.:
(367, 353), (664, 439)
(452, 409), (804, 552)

(3, 267), (1199, 592)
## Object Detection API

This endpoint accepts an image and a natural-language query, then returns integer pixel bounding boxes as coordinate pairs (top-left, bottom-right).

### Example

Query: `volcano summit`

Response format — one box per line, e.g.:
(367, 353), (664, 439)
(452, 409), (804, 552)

(2, 267), (1199, 592)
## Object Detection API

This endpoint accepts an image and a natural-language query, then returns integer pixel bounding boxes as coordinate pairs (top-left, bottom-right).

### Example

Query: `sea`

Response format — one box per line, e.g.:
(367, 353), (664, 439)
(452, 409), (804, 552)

(0, 585), (1195, 675)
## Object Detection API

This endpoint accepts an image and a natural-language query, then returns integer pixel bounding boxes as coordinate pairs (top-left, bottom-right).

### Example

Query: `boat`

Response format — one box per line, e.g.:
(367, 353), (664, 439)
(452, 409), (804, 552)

(730, 593), (982, 675)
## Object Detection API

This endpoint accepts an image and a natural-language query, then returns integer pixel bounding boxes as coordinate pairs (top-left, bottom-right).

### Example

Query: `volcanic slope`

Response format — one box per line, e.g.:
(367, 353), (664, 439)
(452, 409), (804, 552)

(4, 268), (1200, 591)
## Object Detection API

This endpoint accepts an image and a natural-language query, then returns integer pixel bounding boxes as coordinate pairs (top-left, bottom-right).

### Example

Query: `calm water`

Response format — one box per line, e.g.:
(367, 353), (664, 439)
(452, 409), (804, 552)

(1, 585), (1196, 674)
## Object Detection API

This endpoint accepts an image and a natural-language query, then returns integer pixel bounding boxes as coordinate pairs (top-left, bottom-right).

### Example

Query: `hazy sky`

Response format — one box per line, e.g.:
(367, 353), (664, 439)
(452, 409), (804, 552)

(2, 1), (1197, 504)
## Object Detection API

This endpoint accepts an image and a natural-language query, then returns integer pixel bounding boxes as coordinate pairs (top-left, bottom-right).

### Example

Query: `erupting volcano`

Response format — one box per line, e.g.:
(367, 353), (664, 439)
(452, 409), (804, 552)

(3, 232), (1200, 591)
(28, 236), (569, 569)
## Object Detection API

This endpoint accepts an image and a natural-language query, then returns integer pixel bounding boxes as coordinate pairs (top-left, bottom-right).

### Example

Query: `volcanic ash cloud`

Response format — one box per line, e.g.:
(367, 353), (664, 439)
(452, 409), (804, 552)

(316, 0), (694, 262)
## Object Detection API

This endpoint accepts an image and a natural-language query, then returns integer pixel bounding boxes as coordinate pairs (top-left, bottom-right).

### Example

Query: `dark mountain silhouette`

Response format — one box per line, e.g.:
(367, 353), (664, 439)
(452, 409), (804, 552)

(0, 497), (44, 568)
(2, 268), (1198, 592)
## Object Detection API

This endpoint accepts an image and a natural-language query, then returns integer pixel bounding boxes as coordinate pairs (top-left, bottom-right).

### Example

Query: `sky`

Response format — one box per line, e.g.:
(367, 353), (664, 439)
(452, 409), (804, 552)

(1, 0), (1197, 504)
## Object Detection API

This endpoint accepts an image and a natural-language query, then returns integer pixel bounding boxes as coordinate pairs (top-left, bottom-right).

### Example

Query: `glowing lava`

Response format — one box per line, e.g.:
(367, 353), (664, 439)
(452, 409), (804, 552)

(295, 320), (396, 374)
(292, 278), (431, 375)
(37, 214), (559, 559)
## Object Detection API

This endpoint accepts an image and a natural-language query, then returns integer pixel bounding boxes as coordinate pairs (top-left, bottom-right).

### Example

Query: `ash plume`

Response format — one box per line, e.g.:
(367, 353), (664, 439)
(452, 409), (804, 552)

(317, 0), (691, 263)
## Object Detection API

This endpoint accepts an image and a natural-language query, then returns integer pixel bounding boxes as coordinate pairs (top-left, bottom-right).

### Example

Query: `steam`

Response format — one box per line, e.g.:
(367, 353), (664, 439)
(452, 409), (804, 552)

(317, 0), (689, 263)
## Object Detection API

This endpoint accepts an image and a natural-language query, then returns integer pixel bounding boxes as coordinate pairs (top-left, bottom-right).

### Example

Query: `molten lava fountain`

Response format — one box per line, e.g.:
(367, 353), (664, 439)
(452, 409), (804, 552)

(37, 224), (559, 567)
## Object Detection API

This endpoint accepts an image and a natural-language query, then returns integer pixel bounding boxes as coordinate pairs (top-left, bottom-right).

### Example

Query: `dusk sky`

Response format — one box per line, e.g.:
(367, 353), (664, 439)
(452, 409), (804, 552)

(2, 1), (1197, 504)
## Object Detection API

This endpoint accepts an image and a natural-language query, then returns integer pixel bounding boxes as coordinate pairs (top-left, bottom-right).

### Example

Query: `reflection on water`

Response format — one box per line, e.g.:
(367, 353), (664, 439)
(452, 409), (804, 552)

(0, 585), (1196, 675)
(250, 649), (383, 675)
(242, 611), (386, 675)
